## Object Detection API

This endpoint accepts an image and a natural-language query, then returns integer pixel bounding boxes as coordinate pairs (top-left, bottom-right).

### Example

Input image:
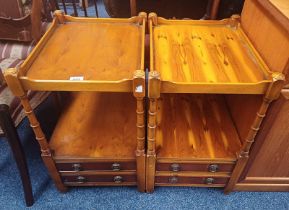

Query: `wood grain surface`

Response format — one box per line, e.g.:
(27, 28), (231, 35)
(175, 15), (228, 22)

(49, 92), (137, 158)
(152, 21), (269, 84)
(26, 22), (142, 81)
(155, 94), (242, 159)
(269, 0), (289, 19)
(242, 0), (289, 74)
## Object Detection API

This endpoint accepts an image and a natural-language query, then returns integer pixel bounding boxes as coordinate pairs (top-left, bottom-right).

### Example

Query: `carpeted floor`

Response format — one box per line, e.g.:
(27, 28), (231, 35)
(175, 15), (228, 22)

(0, 97), (288, 210)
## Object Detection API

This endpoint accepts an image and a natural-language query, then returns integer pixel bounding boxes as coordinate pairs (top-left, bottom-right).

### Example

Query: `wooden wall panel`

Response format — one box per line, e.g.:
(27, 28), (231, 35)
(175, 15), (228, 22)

(241, 0), (289, 74)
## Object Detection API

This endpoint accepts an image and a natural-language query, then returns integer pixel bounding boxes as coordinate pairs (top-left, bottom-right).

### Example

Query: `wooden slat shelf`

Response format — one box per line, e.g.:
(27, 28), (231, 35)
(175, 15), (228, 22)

(17, 13), (146, 92)
(49, 92), (137, 159)
(150, 16), (273, 94)
(155, 94), (242, 160)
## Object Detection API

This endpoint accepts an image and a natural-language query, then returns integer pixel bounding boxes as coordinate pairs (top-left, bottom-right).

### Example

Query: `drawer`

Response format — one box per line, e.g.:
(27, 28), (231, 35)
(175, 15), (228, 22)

(56, 161), (136, 172)
(156, 162), (234, 173)
(62, 174), (137, 185)
(155, 176), (229, 186)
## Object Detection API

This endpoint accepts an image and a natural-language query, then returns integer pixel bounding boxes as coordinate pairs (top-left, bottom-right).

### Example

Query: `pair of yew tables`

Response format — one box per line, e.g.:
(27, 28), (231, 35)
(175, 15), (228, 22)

(4, 11), (285, 193)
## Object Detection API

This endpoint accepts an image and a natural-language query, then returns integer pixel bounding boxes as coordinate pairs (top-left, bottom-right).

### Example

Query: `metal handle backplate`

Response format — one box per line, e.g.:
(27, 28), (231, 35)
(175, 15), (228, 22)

(112, 163), (121, 171)
(76, 176), (86, 183)
(205, 177), (215, 185)
(114, 176), (123, 183)
(169, 176), (178, 184)
(208, 164), (219, 173)
(171, 163), (181, 172)
(72, 163), (82, 171)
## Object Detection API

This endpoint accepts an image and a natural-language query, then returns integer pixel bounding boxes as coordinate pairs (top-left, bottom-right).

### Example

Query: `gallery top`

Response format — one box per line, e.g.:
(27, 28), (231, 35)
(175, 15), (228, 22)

(149, 13), (275, 94)
(15, 11), (146, 92)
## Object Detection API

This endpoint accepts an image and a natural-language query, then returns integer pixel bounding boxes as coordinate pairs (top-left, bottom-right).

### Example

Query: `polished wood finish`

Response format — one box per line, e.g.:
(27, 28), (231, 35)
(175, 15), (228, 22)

(49, 92), (137, 158)
(133, 67), (146, 192)
(17, 12), (146, 92)
(4, 12), (146, 192)
(150, 14), (272, 94)
(156, 162), (234, 173)
(148, 12), (284, 193)
(146, 70), (161, 193)
(156, 94), (241, 159)
(230, 0), (289, 192)
(62, 173), (137, 186)
(241, 0), (289, 75)
(57, 161), (136, 172)
(4, 68), (67, 192)
(155, 175), (229, 187)
(25, 21), (142, 81)
(225, 73), (285, 193)
(236, 93), (289, 191)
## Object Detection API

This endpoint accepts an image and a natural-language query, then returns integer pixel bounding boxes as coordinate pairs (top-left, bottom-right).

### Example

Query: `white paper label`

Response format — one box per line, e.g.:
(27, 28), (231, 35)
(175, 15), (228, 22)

(135, 85), (143, 93)
(69, 76), (84, 81)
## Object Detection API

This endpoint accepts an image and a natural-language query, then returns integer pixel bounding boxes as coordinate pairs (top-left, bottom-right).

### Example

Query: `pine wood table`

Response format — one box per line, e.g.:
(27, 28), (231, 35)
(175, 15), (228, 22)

(146, 12), (285, 193)
(4, 11), (147, 192)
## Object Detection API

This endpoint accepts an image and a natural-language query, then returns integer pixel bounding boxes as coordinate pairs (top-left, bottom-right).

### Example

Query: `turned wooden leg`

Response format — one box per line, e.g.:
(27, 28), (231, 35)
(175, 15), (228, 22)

(146, 71), (160, 193)
(4, 69), (67, 192)
(0, 104), (34, 206)
(225, 72), (285, 193)
(133, 70), (146, 192)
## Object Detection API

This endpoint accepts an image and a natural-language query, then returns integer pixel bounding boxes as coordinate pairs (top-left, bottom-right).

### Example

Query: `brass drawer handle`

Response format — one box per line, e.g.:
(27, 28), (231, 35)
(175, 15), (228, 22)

(114, 176), (123, 183)
(112, 163), (121, 171)
(76, 176), (86, 183)
(170, 163), (181, 172)
(169, 176), (178, 184)
(72, 163), (82, 171)
(208, 164), (219, 173)
(205, 177), (215, 185)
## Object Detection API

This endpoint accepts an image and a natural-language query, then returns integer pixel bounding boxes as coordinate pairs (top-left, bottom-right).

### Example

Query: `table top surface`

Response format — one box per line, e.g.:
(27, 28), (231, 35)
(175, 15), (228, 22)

(23, 17), (144, 82)
(151, 18), (271, 85)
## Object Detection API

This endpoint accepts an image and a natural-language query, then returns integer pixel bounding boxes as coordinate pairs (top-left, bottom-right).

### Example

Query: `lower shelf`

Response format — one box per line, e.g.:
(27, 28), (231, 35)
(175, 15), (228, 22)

(49, 92), (137, 159)
(156, 94), (242, 160)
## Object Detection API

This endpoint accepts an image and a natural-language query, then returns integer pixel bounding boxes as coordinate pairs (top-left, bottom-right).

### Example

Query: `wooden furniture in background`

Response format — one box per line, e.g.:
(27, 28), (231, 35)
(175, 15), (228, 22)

(105, 0), (224, 19)
(0, 0), (51, 42)
(53, 0), (99, 17)
(232, 0), (289, 191)
(4, 11), (147, 192)
(146, 12), (284, 193)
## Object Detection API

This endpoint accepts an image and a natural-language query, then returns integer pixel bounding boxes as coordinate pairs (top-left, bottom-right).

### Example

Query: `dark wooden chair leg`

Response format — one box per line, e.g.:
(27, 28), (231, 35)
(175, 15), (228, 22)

(0, 104), (34, 207)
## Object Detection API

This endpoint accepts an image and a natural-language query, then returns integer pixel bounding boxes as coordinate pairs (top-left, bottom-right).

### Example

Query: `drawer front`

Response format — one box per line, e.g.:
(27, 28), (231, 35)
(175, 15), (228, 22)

(156, 162), (234, 173)
(155, 176), (229, 186)
(62, 174), (137, 185)
(56, 161), (136, 172)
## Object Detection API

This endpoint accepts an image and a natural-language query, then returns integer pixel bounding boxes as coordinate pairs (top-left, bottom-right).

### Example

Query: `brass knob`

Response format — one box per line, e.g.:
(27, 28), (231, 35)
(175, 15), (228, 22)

(208, 164), (219, 173)
(72, 163), (82, 171)
(76, 176), (86, 183)
(112, 163), (121, 171)
(169, 176), (178, 184)
(171, 163), (180, 172)
(205, 177), (215, 185)
(114, 176), (123, 183)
